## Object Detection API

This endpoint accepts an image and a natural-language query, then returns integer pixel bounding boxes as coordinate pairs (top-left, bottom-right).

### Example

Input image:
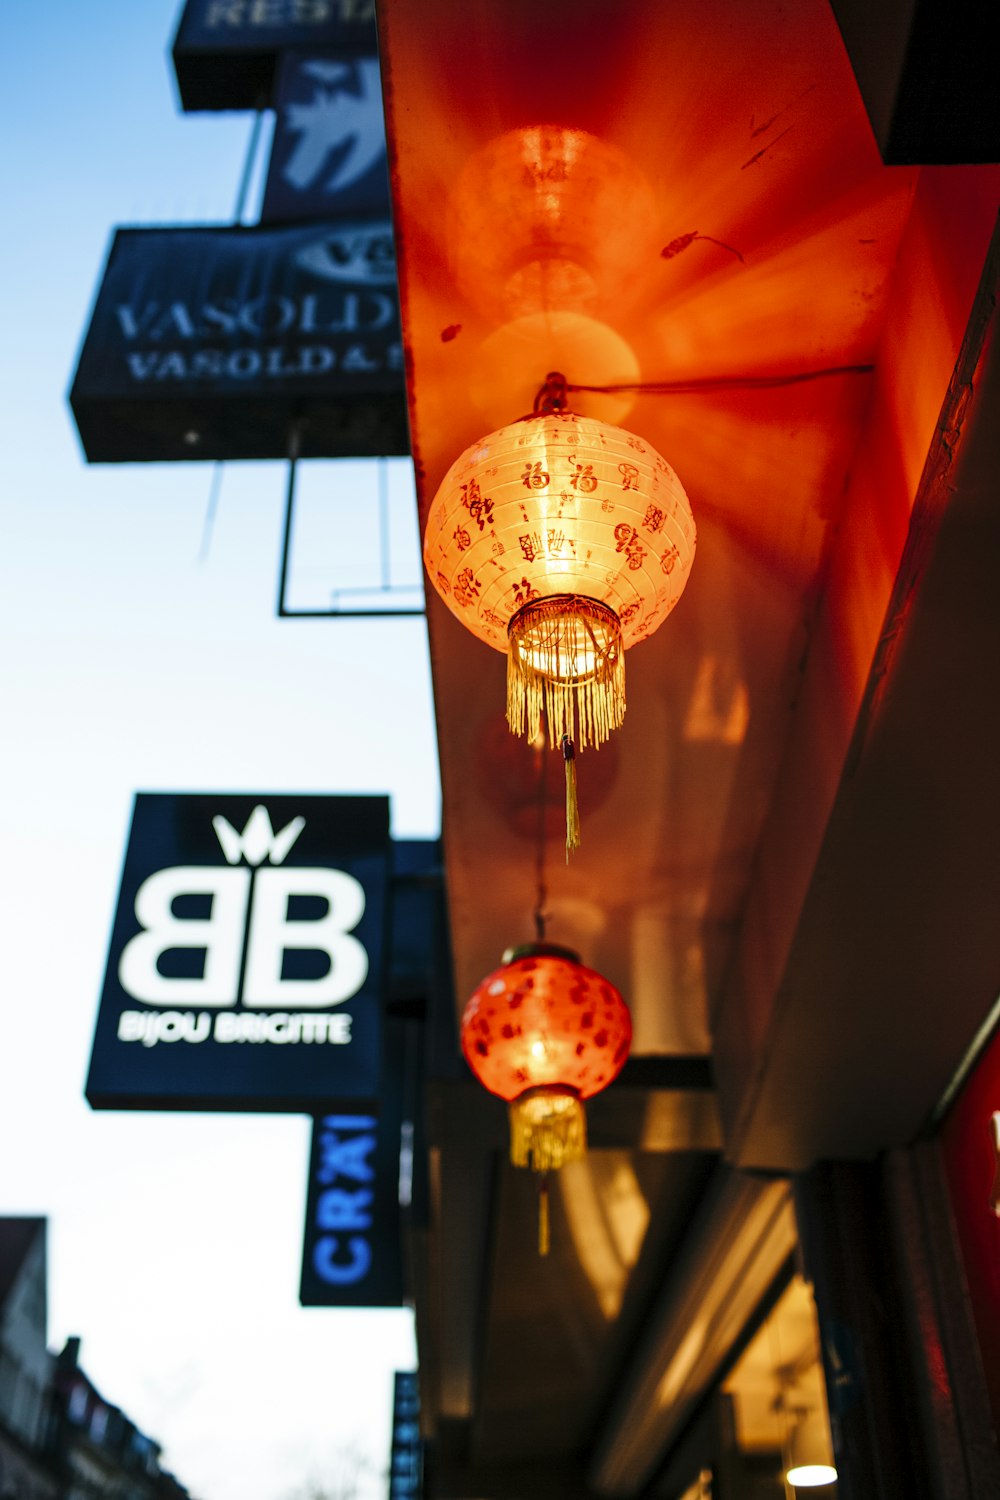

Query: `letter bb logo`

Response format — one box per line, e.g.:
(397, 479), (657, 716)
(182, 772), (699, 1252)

(87, 793), (390, 1111)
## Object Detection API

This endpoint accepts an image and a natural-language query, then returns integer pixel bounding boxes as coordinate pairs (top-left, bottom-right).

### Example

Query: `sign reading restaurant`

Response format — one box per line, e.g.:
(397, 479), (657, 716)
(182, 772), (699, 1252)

(173, 0), (377, 112)
(86, 793), (389, 1110)
(69, 224), (408, 463)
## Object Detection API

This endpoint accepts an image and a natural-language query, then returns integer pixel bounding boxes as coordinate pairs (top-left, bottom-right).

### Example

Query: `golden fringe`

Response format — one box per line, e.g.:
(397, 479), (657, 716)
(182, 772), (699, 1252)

(506, 597), (625, 749)
(509, 1090), (587, 1172)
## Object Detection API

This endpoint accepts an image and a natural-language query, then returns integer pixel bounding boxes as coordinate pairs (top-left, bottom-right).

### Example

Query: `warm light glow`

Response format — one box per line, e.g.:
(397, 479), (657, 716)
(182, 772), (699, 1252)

(560, 1158), (651, 1319)
(424, 408), (696, 751)
(683, 654), (750, 745)
(786, 1464), (838, 1488)
(425, 411), (694, 658)
(448, 126), (658, 323)
(507, 595), (624, 749)
(470, 311), (640, 429)
(786, 1401), (837, 1488)
(514, 598), (617, 681)
(428, 404), (695, 850)
(461, 944), (631, 1104)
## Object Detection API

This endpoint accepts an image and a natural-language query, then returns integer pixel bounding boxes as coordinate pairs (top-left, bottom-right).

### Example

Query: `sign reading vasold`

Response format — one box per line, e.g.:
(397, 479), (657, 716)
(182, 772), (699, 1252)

(69, 224), (408, 462)
(86, 793), (389, 1111)
(173, 0), (377, 112)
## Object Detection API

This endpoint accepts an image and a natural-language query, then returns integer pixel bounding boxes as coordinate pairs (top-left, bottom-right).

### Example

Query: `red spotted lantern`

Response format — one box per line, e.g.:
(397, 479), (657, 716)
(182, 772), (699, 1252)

(461, 943), (632, 1204)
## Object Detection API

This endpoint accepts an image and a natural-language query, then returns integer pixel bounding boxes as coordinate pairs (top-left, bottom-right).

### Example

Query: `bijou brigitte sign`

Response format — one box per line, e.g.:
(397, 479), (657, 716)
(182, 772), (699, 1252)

(86, 793), (388, 1110)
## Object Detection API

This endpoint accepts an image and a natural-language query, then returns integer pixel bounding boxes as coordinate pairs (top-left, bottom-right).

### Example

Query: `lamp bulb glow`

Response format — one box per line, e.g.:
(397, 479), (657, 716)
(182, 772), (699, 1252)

(786, 1463), (838, 1488)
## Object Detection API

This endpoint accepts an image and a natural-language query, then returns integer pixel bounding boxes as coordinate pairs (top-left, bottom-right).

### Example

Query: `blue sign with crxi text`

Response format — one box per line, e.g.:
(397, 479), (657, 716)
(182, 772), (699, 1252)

(86, 793), (389, 1111)
(299, 1104), (404, 1306)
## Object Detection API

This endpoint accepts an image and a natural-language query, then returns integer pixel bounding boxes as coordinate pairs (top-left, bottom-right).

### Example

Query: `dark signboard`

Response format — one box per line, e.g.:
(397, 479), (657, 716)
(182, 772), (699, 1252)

(86, 793), (389, 1111)
(299, 1102), (403, 1306)
(261, 53), (391, 223)
(70, 224), (408, 463)
(172, 0), (377, 112)
(388, 1372), (422, 1500)
(297, 843), (443, 1305)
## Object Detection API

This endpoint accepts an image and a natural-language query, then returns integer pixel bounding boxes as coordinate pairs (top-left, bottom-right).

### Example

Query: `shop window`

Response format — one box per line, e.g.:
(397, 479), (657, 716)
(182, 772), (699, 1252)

(67, 1382), (88, 1424)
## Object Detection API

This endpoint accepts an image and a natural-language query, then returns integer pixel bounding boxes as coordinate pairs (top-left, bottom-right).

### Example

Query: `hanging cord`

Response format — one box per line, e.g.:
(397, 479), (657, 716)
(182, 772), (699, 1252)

(275, 423), (303, 617)
(562, 735), (580, 859)
(563, 364), (874, 400)
(533, 728), (548, 943)
(378, 457), (392, 591)
(528, 363), (875, 415)
(234, 106), (265, 224)
(533, 730), (552, 1258)
(532, 370), (570, 415)
(538, 1174), (551, 1257)
(197, 461), (224, 564)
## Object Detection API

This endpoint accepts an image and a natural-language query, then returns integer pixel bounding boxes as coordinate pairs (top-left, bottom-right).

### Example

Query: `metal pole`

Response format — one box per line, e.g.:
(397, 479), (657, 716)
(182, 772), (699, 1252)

(197, 461), (224, 563)
(234, 107), (265, 224)
(379, 458), (392, 591)
(276, 425), (302, 618)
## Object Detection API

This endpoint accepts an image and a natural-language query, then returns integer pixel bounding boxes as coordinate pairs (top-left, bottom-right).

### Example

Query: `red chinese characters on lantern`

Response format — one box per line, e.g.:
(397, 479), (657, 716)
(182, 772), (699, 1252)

(422, 409), (696, 659)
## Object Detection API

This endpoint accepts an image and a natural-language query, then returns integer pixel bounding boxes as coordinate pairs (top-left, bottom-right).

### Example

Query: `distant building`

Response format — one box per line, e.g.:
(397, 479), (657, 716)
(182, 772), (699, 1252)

(0, 1217), (57, 1500)
(0, 1220), (193, 1500)
(50, 1340), (191, 1500)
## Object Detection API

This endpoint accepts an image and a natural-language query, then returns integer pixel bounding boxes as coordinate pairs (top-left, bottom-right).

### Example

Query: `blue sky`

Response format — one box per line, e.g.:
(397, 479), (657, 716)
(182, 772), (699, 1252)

(0, 5), (438, 1498)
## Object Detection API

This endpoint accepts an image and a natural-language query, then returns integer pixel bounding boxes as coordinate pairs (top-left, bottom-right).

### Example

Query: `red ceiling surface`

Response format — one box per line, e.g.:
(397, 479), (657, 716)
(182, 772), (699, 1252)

(378, 0), (1000, 1162)
(377, 0), (1000, 1484)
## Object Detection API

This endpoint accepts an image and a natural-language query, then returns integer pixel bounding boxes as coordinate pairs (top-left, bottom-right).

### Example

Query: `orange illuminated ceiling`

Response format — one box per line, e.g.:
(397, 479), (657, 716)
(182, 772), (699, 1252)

(378, 0), (1000, 1488)
(377, 0), (1000, 1165)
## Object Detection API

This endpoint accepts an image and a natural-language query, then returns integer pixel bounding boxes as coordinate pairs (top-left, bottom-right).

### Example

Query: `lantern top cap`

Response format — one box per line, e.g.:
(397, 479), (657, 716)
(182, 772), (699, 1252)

(530, 370), (570, 416)
(501, 940), (581, 966)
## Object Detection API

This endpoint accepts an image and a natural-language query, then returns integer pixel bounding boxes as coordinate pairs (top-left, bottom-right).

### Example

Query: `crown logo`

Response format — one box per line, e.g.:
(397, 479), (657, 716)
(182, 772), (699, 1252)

(212, 806), (305, 867)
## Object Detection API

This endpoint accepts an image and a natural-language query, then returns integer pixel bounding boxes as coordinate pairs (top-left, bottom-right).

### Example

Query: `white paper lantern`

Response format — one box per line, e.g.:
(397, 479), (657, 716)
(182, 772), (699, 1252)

(424, 407), (696, 755)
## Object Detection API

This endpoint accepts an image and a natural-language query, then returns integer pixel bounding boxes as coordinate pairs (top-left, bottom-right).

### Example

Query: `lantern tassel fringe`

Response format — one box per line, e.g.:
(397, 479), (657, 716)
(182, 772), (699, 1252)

(507, 596), (625, 750)
(509, 1089), (587, 1173)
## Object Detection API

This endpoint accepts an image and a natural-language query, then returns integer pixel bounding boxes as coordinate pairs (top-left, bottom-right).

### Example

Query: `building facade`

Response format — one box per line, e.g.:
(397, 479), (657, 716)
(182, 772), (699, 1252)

(372, 1), (1000, 1497)
(0, 1222), (192, 1500)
